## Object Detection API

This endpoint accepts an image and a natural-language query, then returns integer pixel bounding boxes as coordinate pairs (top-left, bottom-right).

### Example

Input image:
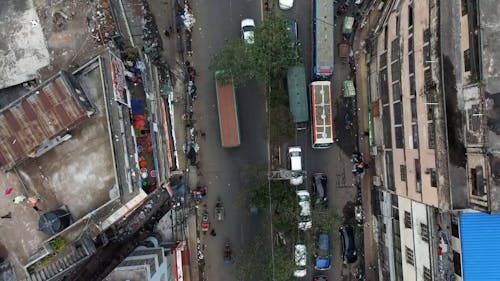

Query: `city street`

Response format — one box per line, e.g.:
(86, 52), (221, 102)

(188, 0), (267, 280)
(281, 1), (362, 281)
(189, 0), (362, 280)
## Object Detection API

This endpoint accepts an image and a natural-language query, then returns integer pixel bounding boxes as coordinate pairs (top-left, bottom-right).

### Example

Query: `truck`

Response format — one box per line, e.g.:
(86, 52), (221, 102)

(287, 65), (309, 130)
(214, 71), (241, 148)
(313, 0), (335, 79)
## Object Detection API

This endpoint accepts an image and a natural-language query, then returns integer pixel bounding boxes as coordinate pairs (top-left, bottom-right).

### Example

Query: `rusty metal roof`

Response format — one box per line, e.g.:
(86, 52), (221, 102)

(0, 71), (95, 170)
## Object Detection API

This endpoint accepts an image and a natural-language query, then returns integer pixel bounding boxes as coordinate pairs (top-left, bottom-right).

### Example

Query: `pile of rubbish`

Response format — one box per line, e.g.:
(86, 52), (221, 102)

(87, 0), (116, 44)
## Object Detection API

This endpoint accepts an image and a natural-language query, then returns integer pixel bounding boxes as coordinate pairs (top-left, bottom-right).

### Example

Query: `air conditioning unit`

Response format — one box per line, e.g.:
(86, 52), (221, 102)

(373, 176), (382, 187)
(370, 146), (378, 156)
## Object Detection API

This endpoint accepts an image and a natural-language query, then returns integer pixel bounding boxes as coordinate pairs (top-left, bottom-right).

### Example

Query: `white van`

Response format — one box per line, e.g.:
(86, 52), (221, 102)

(294, 244), (307, 277)
(288, 146), (304, 185)
(297, 190), (312, 230)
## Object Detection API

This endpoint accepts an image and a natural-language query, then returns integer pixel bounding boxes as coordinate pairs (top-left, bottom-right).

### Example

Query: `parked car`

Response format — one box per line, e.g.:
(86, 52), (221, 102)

(297, 190), (312, 230)
(314, 232), (331, 270)
(313, 276), (328, 281)
(312, 173), (328, 205)
(241, 18), (255, 44)
(294, 244), (307, 277)
(340, 224), (357, 264)
(279, 0), (294, 10)
(288, 146), (304, 185)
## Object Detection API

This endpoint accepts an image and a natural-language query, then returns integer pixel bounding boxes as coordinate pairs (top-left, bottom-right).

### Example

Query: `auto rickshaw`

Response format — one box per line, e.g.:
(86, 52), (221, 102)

(201, 210), (209, 233)
(214, 198), (225, 221)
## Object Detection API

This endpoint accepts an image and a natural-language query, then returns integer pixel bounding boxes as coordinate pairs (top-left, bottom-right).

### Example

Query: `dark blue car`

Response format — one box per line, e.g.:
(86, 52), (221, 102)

(315, 232), (331, 270)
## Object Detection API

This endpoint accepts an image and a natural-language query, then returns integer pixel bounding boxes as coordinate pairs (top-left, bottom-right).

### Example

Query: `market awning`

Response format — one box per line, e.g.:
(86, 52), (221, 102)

(343, 80), (356, 97)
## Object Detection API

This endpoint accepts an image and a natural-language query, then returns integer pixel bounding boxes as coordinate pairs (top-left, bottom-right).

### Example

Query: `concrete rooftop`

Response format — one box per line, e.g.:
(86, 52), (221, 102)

(0, 0), (50, 89)
(0, 58), (117, 278)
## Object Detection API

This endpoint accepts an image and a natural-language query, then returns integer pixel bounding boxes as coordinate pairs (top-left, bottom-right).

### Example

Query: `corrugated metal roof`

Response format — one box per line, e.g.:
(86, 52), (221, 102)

(460, 212), (500, 281)
(0, 71), (94, 170)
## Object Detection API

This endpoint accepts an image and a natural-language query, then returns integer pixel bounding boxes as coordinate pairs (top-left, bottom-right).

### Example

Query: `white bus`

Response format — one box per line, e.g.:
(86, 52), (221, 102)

(310, 81), (334, 149)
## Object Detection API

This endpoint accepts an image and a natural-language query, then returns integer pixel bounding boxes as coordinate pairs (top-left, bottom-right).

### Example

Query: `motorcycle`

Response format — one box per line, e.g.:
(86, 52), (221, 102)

(224, 241), (232, 264)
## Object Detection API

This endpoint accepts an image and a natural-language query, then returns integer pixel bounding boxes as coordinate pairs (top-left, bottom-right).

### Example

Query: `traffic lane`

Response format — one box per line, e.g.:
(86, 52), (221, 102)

(189, 0), (264, 280)
(278, 0), (313, 83)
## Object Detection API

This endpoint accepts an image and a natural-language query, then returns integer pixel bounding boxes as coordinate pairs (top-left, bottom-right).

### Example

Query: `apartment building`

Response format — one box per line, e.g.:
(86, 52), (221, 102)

(370, 0), (449, 209)
(368, 0), (500, 280)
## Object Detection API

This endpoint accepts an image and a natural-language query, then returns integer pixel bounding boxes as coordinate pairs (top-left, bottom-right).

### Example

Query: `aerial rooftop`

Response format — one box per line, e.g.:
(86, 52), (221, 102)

(0, 71), (95, 170)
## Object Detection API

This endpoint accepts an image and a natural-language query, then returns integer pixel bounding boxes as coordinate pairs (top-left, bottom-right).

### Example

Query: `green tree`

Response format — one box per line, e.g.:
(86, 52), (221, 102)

(252, 11), (296, 82)
(209, 12), (296, 86)
(235, 234), (296, 281)
(268, 87), (295, 144)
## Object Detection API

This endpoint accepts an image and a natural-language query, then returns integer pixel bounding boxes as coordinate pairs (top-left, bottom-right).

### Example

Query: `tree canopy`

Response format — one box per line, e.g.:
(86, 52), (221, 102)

(210, 12), (297, 86)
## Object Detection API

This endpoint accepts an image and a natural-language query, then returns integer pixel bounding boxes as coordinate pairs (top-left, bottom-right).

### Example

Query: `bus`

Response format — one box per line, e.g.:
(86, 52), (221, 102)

(313, 0), (334, 79)
(310, 81), (334, 149)
(287, 65), (309, 130)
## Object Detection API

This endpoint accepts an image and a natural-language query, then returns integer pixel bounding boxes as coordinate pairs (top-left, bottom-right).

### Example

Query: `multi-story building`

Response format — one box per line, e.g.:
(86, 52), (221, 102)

(368, 0), (500, 280)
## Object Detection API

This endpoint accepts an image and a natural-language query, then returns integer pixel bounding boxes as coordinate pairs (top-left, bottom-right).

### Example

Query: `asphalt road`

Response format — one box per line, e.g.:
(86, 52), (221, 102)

(189, 0), (361, 280)
(188, 0), (267, 280)
(281, 1), (362, 281)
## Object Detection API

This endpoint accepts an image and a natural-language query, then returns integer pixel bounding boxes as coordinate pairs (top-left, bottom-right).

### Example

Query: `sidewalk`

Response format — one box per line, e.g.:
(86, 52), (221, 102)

(353, 2), (383, 280)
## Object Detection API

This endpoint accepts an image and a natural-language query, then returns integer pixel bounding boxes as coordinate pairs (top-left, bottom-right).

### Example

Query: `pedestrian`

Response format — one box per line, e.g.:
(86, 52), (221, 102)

(1, 212), (11, 219)
(210, 229), (216, 236)
(164, 29), (170, 37)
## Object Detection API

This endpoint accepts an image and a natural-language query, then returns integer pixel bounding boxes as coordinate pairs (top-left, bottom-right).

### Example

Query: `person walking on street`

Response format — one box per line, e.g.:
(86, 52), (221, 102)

(210, 229), (216, 236)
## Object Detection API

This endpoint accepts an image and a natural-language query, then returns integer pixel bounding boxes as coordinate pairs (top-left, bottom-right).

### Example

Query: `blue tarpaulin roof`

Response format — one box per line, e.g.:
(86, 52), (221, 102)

(460, 212), (500, 281)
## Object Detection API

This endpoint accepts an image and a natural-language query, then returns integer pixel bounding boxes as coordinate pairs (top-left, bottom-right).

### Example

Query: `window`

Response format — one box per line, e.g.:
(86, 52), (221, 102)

(391, 61), (401, 82)
(451, 220), (460, 238)
(461, 0), (468, 16)
(384, 25), (389, 50)
(424, 28), (431, 44)
(415, 159), (422, 193)
(380, 53), (388, 69)
(404, 211), (412, 228)
(391, 39), (400, 62)
(400, 165), (407, 181)
(393, 82), (402, 101)
(428, 123), (436, 149)
(410, 75), (416, 96)
(471, 167), (486, 196)
(408, 5), (414, 27)
(395, 127), (404, 148)
(381, 69), (389, 104)
(453, 251), (462, 276)
(412, 124), (419, 149)
(396, 16), (400, 36)
(409, 52), (415, 75)
(405, 247), (414, 265)
(411, 97), (417, 120)
(393, 102), (402, 125)
(427, 105), (434, 121)
(386, 152), (395, 190)
(430, 168), (437, 187)
(421, 223), (429, 242)
(383, 106), (393, 148)
(424, 266), (432, 281)
(464, 49), (471, 72)
(424, 44), (431, 63)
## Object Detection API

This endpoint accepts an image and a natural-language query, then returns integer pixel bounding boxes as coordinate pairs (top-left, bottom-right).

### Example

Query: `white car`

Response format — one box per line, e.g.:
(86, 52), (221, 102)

(297, 190), (312, 230)
(241, 18), (255, 44)
(294, 244), (307, 277)
(288, 146), (304, 185)
(279, 0), (294, 10)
